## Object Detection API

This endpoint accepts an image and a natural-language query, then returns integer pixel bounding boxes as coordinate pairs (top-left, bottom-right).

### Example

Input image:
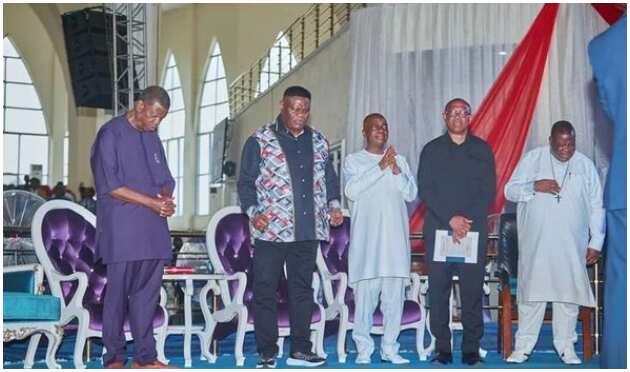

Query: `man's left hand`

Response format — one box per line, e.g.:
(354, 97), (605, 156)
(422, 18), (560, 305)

(156, 194), (176, 217)
(390, 158), (401, 175)
(585, 247), (600, 266)
(329, 208), (343, 227)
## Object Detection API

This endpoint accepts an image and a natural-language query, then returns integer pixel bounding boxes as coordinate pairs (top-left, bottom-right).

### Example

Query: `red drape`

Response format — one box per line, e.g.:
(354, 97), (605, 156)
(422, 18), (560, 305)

(409, 4), (560, 252)
(469, 3), (559, 213)
(592, 3), (626, 25)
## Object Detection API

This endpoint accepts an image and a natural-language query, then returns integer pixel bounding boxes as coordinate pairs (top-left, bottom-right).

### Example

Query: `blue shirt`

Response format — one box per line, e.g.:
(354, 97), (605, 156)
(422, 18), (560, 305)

(90, 115), (175, 264)
(589, 15), (626, 211)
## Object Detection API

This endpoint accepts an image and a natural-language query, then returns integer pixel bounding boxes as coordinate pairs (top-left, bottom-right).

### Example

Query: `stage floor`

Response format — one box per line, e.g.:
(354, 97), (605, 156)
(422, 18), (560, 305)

(3, 322), (599, 369)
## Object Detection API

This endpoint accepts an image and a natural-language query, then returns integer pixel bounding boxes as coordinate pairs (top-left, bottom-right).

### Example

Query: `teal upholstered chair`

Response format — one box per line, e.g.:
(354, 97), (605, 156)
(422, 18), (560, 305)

(3, 263), (63, 368)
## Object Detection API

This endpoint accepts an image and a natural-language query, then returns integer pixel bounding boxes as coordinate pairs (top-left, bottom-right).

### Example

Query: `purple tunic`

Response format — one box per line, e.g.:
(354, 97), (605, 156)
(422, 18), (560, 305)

(90, 115), (175, 264)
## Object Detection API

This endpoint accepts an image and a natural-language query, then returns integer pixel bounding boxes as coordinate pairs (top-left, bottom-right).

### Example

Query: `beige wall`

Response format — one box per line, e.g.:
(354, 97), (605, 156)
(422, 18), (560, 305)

(3, 4), (76, 186)
(229, 27), (351, 168)
(3, 3), (319, 230)
(216, 27), (351, 230)
(233, 4), (312, 77)
(157, 4), (311, 230)
(29, 4), (100, 191)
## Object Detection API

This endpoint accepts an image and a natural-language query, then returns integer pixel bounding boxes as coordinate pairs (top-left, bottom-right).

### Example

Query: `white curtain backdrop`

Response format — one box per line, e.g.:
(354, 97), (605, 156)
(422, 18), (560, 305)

(346, 3), (611, 189)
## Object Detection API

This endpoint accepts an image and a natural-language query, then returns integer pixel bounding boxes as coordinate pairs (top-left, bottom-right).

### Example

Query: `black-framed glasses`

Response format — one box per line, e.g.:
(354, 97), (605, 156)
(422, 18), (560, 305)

(446, 110), (471, 118)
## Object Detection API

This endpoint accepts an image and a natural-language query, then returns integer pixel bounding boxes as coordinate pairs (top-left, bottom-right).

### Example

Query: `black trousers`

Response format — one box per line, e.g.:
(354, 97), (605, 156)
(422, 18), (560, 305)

(427, 260), (486, 354)
(252, 239), (318, 358)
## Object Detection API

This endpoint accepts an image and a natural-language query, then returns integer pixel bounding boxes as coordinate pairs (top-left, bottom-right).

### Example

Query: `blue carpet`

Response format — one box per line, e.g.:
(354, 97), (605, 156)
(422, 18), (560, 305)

(3, 322), (599, 369)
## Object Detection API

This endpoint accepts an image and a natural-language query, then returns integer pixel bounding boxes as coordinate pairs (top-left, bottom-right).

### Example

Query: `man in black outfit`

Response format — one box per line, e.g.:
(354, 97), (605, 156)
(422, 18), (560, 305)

(417, 98), (496, 365)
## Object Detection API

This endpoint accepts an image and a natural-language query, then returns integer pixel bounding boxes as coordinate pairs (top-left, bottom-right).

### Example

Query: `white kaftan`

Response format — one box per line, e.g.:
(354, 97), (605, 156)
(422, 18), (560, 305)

(504, 146), (605, 307)
(343, 150), (417, 288)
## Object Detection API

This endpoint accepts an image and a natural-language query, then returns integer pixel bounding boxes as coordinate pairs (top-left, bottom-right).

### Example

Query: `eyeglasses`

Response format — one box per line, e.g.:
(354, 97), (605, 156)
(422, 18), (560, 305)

(446, 110), (471, 118)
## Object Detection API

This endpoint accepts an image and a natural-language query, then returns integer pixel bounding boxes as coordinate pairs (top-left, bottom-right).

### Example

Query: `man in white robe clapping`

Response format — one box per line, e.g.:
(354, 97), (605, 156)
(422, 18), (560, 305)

(343, 113), (417, 365)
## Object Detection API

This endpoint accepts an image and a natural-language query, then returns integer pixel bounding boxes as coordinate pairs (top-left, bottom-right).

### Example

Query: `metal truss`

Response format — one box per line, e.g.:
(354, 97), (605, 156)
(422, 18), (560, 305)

(104, 3), (147, 115)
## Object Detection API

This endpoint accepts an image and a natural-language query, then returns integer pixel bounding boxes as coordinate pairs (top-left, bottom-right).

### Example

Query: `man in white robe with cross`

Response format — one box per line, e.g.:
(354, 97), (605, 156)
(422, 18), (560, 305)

(504, 120), (605, 365)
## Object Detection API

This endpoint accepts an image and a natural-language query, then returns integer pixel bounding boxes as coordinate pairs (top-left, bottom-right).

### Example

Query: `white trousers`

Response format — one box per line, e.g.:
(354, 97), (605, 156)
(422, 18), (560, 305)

(352, 277), (406, 356)
(514, 301), (579, 353)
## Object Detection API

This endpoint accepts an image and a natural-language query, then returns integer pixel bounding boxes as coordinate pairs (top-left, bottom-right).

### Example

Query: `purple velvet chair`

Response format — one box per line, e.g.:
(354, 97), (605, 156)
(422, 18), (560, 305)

(205, 206), (326, 365)
(31, 200), (169, 369)
(316, 213), (430, 363)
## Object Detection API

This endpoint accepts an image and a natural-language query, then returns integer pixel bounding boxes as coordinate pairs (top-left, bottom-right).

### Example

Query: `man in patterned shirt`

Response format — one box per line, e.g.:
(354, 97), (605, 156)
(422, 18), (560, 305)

(238, 86), (343, 368)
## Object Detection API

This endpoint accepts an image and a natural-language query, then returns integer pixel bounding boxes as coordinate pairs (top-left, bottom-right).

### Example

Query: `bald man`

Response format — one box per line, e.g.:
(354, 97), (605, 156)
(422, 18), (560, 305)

(344, 113), (417, 364)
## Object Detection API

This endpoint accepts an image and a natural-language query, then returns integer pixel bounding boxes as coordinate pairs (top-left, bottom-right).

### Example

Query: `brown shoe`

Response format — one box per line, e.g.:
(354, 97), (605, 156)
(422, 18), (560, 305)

(131, 360), (175, 369)
(105, 360), (125, 369)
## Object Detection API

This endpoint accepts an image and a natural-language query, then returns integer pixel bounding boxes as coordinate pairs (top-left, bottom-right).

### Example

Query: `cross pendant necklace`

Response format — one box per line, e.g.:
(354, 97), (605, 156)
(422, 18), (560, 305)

(550, 152), (571, 204)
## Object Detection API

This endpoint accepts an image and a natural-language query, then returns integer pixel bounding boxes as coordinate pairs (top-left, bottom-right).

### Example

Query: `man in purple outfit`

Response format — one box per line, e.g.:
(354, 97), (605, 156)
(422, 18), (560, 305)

(90, 86), (176, 369)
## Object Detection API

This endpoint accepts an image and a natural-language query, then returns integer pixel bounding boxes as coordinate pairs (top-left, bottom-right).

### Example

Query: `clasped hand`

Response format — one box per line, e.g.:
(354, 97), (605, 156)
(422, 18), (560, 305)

(153, 194), (176, 218)
(449, 215), (473, 244)
(534, 179), (561, 195)
(378, 146), (401, 175)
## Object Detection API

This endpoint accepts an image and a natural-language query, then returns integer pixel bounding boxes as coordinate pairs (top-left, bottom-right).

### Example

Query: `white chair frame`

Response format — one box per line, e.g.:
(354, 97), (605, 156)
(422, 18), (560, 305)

(205, 206), (327, 365)
(31, 200), (169, 368)
(315, 210), (430, 363)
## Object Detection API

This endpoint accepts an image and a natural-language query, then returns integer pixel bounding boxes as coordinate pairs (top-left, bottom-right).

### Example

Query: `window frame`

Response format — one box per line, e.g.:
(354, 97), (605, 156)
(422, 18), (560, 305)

(3, 37), (49, 186)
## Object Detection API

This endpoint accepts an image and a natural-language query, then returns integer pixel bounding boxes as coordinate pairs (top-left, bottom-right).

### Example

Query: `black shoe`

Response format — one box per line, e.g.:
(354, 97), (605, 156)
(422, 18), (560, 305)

(286, 351), (326, 367)
(256, 355), (277, 369)
(462, 352), (482, 365)
(431, 351), (453, 365)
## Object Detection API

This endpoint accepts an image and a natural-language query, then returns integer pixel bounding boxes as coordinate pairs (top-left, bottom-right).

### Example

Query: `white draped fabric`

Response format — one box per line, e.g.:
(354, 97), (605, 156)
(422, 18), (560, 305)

(346, 3), (611, 201)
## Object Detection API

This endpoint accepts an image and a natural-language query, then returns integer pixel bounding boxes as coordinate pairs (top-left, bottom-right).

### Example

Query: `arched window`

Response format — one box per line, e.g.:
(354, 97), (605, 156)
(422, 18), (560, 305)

(197, 42), (229, 215)
(159, 53), (185, 216)
(258, 32), (298, 94)
(3, 37), (49, 187)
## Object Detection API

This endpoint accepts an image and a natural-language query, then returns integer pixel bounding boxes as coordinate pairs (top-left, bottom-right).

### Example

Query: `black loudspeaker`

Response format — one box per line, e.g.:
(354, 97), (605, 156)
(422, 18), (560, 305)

(62, 8), (130, 109)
